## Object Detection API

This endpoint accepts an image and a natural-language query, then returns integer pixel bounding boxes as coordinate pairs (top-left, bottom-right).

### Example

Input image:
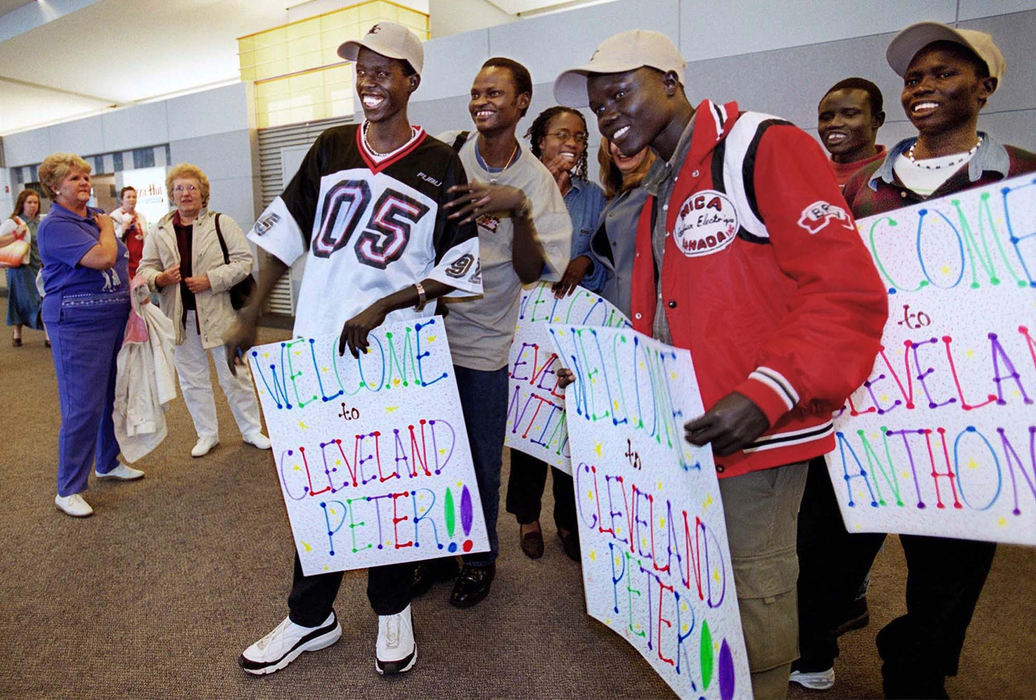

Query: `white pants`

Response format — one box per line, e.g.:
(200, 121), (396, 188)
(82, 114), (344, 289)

(174, 311), (263, 440)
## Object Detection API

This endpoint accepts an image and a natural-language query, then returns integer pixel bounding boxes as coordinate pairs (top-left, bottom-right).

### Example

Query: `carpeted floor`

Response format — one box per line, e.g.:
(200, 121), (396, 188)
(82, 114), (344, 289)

(0, 321), (1033, 699)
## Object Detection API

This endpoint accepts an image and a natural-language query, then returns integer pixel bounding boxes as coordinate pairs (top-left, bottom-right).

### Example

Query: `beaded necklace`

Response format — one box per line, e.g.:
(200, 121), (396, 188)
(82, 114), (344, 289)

(905, 136), (982, 170)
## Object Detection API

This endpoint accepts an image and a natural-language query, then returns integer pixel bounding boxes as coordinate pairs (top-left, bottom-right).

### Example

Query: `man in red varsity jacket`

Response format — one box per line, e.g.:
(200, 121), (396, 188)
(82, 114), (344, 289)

(555, 30), (888, 699)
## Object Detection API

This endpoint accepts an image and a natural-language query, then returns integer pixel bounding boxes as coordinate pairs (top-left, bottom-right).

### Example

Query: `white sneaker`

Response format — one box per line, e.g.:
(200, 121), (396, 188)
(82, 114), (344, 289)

(95, 463), (145, 480)
(55, 493), (94, 517)
(376, 604), (417, 675)
(238, 612), (341, 676)
(243, 432), (271, 450)
(790, 666), (835, 690)
(191, 436), (219, 458)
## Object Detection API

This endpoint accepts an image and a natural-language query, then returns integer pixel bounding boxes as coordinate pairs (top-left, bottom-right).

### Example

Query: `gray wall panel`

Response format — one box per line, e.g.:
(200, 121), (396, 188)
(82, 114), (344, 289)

(680, 34), (897, 129)
(410, 94), (480, 140)
(422, 30), (491, 102)
(488, 0), (680, 86)
(677, 9), (1035, 141)
(167, 83), (251, 142)
(169, 130), (253, 182)
(679, 0), (954, 61)
(957, 11), (1036, 115)
(49, 116), (105, 159)
(101, 102), (169, 153)
(3, 128), (51, 167)
(169, 129), (257, 228)
(203, 176), (260, 234)
(973, 109), (1036, 152)
(959, 0), (1036, 20)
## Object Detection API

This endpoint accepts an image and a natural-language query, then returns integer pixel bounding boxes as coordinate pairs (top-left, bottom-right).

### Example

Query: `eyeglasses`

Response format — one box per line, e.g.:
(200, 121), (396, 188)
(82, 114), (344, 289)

(173, 184), (198, 193)
(546, 130), (588, 145)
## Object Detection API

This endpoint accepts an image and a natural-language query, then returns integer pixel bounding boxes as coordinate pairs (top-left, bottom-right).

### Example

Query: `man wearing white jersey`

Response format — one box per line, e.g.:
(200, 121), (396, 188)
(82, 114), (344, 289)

(226, 22), (481, 678)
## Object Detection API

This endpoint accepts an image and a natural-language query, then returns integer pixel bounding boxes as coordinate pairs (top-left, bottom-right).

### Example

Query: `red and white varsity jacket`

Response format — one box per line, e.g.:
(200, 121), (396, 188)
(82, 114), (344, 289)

(631, 100), (888, 478)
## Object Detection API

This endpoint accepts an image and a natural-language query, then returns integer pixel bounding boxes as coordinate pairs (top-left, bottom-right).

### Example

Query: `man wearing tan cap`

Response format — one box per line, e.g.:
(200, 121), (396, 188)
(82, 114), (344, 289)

(834, 22), (1034, 697)
(230, 21), (481, 678)
(554, 30), (889, 699)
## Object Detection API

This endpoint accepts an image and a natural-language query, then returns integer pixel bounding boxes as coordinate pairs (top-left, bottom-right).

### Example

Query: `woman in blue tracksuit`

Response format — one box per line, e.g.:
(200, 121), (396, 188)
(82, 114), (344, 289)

(38, 152), (144, 518)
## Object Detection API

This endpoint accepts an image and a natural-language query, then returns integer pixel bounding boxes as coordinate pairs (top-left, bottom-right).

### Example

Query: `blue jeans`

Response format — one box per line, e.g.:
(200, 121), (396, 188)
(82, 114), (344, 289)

(454, 365), (509, 567)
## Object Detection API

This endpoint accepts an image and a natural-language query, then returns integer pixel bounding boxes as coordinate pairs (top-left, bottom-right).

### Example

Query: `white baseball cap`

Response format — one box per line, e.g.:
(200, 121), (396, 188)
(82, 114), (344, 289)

(338, 21), (424, 76)
(554, 29), (685, 107)
(887, 21), (1004, 86)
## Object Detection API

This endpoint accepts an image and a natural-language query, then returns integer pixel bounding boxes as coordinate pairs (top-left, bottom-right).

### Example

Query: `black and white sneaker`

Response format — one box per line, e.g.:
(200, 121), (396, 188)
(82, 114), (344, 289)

(375, 605), (417, 675)
(239, 612), (341, 675)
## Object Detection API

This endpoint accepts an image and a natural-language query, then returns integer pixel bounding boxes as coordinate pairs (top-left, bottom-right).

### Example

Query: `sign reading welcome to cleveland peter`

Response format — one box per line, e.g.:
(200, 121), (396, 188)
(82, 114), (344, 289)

(249, 317), (490, 575)
(550, 324), (750, 700)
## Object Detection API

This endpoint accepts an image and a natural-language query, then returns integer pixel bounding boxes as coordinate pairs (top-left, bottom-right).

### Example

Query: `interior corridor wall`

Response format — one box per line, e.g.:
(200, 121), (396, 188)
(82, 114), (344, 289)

(2, 0), (1034, 234)
(1, 82), (261, 234)
(410, 0), (1035, 154)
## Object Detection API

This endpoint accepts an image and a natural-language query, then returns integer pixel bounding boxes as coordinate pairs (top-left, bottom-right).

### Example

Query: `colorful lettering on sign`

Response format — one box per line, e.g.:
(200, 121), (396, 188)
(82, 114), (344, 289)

(549, 324), (748, 699)
(831, 174), (1036, 545)
(249, 317), (491, 574)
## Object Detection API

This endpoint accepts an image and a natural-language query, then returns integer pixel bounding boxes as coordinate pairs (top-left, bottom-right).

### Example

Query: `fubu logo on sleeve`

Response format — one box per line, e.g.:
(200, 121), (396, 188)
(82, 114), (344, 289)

(797, 200), (854, 234)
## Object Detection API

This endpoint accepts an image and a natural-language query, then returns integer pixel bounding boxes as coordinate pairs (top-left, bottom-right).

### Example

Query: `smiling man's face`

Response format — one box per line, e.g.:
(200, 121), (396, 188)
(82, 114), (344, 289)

(468, 66), (528, 137)
(817, 88), (882, 164)
(901, 43), (993, 137)
(587, 67), (672, 158)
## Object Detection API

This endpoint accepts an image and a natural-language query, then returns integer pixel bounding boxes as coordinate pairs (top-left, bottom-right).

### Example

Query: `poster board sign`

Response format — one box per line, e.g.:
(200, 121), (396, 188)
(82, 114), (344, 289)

(549, 324), (749, 700)
(505, 282), (630, 473)
(829, 173), (1036, 545)
(249, 317), (490, 575)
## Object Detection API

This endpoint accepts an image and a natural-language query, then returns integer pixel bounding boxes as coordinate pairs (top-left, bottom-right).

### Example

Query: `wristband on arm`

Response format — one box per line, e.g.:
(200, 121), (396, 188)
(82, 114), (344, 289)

(413, 281), (427, 312)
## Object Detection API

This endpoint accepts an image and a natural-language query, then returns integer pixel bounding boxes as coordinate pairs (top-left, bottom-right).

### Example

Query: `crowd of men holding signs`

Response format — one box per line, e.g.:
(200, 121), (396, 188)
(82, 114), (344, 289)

(20, 13), (1032, 700)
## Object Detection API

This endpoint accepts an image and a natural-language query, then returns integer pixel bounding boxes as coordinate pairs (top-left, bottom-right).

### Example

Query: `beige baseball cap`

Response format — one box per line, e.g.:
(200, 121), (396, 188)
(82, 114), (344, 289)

(553, 29), (685, 107)
(886, 21), (1004, 85)
(338, 21), (424, 76)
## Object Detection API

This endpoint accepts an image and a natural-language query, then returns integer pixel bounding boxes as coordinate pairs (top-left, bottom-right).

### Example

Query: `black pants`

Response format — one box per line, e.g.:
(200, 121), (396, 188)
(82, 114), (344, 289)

(287, 552), (414, 626)
(797, 458), (884, 668)
(505, 448), (576, 531)
(796, 458), (996, 695)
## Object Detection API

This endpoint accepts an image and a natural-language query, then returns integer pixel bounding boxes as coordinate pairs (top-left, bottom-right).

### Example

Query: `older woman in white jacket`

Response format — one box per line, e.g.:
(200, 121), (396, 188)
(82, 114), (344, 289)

(138, 163), (269, 457)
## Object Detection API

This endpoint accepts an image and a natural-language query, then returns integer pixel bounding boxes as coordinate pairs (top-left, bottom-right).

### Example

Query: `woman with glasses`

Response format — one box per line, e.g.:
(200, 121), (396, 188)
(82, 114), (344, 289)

(505, 106), (607, 562)
(138, 163), (269, 458)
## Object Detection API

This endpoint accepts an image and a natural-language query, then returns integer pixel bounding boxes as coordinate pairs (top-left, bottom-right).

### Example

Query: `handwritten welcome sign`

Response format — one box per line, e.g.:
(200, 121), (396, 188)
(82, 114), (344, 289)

(549, 324), (749, 700)
(505, 283), (630, 473)
(829, 174), (1036, 545)
(249, 317), (490, 575)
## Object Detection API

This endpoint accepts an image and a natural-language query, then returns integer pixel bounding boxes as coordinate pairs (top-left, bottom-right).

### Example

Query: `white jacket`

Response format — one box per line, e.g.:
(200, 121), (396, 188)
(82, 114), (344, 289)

(109, 207), (149, 241)
(114, 276), (177, 463)
(137, 208), (253, 349)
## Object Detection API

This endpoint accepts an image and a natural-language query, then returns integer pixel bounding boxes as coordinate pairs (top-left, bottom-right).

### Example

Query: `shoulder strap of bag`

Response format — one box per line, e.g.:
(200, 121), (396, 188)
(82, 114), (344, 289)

(451, 131), (470, 153)
(213, 213), (230, 265)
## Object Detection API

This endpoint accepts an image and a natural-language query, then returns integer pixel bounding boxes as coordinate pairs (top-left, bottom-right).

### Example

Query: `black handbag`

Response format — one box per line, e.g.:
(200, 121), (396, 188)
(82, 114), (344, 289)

(213, 213), (256, 310)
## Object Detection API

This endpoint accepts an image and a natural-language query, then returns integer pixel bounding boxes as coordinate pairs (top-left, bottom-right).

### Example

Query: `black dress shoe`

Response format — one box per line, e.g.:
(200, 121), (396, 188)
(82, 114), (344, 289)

(519, 527), (544, 559)
(558, 530), (581, 562)
(412, 556), (459, 598)
(449, 563), (495, 608)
